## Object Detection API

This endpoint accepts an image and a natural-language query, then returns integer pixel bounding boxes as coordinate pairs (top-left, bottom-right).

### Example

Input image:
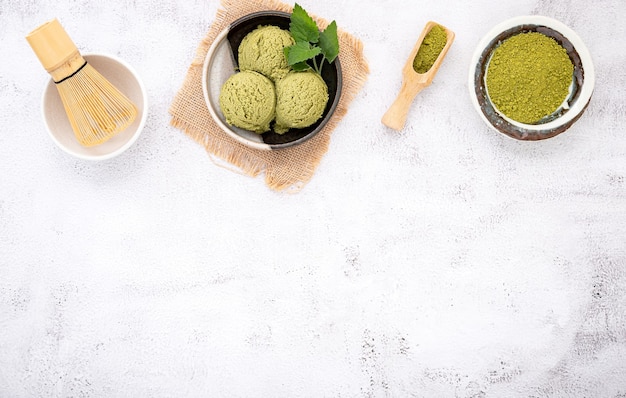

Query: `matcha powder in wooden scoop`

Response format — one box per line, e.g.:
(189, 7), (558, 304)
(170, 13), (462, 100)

(486, 32), (574, 124)
(413, 24), (448, 73)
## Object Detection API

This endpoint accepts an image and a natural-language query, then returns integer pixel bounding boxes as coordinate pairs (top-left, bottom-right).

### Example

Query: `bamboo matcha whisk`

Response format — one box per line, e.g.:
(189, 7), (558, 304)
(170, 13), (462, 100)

(26, 19), (137, 147)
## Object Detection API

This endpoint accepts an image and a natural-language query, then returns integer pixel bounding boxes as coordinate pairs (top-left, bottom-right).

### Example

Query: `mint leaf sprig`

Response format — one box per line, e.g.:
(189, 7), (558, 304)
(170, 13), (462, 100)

(283, 3), (339, 75)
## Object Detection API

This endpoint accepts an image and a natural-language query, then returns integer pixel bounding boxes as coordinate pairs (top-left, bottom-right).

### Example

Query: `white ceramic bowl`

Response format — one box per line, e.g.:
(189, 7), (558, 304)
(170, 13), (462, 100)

(42, 53), (148, 160)
(469, 16), (594, 140)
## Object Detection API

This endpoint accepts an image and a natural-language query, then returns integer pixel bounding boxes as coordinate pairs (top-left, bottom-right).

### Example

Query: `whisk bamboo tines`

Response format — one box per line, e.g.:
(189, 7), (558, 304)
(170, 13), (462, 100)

(26, 19), (137, 147)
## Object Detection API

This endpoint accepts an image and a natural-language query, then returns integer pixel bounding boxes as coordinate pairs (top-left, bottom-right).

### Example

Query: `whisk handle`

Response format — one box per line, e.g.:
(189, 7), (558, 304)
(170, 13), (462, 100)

(26, 18), (79, 73)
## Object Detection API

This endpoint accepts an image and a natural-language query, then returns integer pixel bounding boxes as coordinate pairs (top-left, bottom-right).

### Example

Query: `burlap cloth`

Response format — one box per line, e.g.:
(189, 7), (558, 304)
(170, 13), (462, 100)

(169, 0), (369, 192)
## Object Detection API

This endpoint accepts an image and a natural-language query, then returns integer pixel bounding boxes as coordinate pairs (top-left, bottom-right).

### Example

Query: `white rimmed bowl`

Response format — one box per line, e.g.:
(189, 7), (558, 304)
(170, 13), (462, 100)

(469, 16), (594, 140)
(42, 53), (148, 160)
(202, 11), (342, 151)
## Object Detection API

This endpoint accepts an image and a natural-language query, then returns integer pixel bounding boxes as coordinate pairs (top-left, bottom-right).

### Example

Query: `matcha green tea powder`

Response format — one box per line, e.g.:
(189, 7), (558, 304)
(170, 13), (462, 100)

(486, 32), (574, 124)
(413, 25), (447, 73)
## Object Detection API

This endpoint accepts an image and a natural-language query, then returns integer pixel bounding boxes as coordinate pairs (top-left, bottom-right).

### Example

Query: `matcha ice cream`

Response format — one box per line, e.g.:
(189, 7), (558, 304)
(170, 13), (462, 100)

(219, 25), (332, 136)
(274, 71), (329, 134)
(238, 25), (295, 81)
(219, 70), (276, 133)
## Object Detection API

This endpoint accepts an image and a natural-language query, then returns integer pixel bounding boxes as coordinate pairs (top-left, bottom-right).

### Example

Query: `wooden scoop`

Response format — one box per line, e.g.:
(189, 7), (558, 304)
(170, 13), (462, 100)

(382, 21), (455, 130)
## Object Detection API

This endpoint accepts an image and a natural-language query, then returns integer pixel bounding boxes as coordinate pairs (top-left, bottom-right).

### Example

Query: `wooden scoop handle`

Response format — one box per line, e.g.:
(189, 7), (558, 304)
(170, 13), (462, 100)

(382, 81), (427, 130)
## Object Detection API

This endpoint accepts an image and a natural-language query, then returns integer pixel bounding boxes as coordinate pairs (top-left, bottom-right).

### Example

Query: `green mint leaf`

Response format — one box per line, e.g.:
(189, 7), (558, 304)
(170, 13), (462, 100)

(291, 61), (311, 71)
(318, 20), (339, 64)
(285, 41), (321, 66)
(290, 3), (319, 43)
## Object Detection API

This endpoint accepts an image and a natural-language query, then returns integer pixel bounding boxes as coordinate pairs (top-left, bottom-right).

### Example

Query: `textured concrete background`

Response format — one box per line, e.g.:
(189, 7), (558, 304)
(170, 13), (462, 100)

(1, 0), (625, 397)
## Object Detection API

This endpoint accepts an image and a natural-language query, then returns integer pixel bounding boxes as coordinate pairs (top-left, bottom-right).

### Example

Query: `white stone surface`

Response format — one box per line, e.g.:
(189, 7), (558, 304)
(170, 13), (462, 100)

(1, 0), (626, 397)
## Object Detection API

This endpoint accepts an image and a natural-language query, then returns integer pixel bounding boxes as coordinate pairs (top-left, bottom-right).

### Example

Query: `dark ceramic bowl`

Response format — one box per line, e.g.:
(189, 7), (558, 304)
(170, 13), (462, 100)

(202, 11), (342, 150)
(469, 16), (594, 140)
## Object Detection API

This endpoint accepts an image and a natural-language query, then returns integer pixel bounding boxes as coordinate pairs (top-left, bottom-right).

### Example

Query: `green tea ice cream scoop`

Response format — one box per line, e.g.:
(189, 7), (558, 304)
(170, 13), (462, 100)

(274, 71), (329, 134)
(219, 70), (276, 134)
(238, 25), (294, 81)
